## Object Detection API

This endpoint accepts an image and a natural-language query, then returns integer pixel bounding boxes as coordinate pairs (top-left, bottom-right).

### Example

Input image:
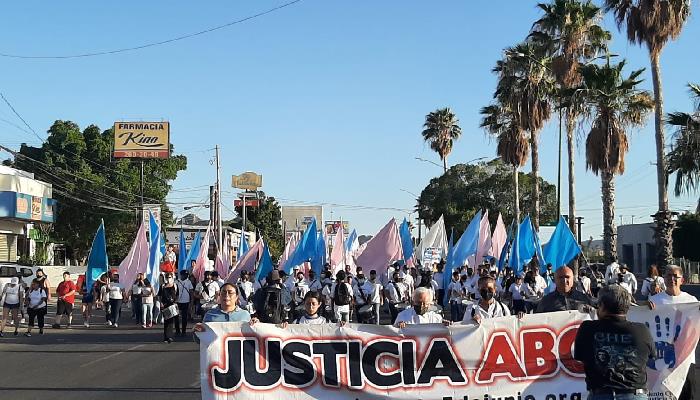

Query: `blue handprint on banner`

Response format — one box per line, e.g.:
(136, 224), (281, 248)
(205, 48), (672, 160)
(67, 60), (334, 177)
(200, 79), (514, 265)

(645, 315), (682, 370)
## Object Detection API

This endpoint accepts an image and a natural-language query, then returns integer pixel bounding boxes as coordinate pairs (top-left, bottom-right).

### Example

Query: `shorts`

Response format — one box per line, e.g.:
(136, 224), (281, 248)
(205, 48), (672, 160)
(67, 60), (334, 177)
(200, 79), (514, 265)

(3, 302), (20, 310)
(82, 294), (94, 304)
(56, 299), (74, 315)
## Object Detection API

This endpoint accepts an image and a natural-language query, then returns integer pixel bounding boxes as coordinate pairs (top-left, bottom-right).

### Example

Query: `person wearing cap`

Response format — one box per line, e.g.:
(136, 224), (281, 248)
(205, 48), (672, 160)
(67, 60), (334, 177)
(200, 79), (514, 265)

(0, 277), (24, 336)
(616, 263), (637, 295)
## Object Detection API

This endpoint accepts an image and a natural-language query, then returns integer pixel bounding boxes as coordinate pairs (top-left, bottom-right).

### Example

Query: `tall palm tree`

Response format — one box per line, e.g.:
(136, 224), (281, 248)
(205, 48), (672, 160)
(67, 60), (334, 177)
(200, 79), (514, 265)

(531, 0), (610, 242)
(421, 108), (463, 173)
(480, 103), (530, 222)
(575, 61), (653, 262)
(493, 42), (554, 230)
(666, 83), (700, 210)
(604, 0), (691, 267)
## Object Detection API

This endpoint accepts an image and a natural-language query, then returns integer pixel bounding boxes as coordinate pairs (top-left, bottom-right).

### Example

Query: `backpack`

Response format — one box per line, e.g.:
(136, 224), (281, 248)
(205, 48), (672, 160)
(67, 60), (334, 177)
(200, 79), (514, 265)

(259, 286), (285, 324)
(334, 283), (352, 306)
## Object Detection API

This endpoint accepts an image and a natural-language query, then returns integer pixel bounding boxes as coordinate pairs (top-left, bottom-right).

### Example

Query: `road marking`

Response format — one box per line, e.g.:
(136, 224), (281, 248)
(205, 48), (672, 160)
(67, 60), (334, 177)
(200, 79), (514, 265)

(79, 344), (145, 368)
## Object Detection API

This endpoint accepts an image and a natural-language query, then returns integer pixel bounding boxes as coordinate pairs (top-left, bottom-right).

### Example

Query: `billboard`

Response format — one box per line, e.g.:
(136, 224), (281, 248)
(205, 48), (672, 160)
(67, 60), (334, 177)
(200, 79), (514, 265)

(281, 205), (323, 233)
(324, 220), (349, 235)
(231, 172), (262, 191)
(113, 121), (170, 159)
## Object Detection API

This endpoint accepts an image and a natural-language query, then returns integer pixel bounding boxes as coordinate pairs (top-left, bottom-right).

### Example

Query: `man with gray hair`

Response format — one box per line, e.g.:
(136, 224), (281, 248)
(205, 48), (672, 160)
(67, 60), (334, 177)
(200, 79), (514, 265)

(394, 286), (445, 328)
(574, 285), (654, 399)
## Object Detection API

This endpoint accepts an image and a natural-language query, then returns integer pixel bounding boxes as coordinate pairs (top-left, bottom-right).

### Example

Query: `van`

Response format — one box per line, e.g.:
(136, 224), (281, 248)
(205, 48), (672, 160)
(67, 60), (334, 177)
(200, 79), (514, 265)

(0, 264), (43, 296)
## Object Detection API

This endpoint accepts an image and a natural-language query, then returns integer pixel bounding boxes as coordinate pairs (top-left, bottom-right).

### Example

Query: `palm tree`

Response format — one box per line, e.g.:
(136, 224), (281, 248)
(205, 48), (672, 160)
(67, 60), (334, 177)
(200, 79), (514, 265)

(604, 0), (691, 267)
(575, 61), (653, 263)
(493, 42), (554, 230)
(531, 0), (610, 242)
(666, 83), (700, 211)
(421, 108), (463, 173)
(480, 103), (530, 222)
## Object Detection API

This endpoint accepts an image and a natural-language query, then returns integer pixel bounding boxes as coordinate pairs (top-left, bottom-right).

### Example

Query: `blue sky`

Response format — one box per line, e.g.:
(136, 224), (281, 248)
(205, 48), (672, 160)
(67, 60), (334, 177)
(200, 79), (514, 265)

(0, 1), (698, 242)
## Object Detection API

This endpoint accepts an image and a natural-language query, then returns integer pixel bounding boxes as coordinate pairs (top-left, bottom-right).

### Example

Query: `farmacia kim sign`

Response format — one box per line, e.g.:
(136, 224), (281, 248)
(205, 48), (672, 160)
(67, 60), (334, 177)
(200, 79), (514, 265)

(196, 304), (699, 400)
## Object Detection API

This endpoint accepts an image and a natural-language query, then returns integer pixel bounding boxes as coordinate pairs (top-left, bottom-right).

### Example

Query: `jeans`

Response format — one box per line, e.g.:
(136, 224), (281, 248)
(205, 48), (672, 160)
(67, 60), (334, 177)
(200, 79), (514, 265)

(131, 297), (142, 321)
(109, 299), (123, 325)
(588, 394), (647, 400)
(450, 301), (464, 322)
(176, 303), (189, 334)
(141, 303), (153, 326)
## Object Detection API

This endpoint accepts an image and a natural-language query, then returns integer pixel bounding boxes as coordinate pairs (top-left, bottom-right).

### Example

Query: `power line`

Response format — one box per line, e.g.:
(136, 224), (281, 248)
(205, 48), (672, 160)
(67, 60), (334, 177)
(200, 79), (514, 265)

(0, 0), (303, 60)
(0, 91), (43, 142)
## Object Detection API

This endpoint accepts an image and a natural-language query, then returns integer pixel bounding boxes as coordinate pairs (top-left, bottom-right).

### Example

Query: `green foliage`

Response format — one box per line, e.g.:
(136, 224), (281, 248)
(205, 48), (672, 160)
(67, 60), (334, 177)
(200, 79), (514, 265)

(417, 159), (557, 235)
(231, 191), (284, 260)
(672, 212), (700, 261)
(13, 120), (187, 263)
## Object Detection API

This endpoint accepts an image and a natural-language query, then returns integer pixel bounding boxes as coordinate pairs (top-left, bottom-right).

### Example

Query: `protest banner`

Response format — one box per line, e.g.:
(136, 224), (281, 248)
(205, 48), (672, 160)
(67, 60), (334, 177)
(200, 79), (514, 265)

(197, 303), (700, 400)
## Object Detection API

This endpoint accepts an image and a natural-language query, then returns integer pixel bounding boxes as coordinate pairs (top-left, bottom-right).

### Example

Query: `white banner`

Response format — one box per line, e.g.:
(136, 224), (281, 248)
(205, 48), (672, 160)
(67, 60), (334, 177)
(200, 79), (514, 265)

(197, 303), (700, 400)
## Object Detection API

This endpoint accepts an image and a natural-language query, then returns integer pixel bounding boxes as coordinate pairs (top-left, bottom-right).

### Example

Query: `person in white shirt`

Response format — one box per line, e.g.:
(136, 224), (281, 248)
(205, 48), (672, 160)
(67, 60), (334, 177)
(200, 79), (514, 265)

(433, 262), (445, 305)
(364, 270), (383, 325)
(211, 271), (225, 288)
(353, 272), (369, 322)
(649, 265), (698, 306)
(576, 269), (592, 296)
(640, 265), (665, 298)
(128, 273), (144, 323)
(530, 264), (548, 295)
(394, 287), (446, 328)
(195, 271), (220, 315)
(617, 264), (637, 295)
(140, 279), (155, 328)
(175, 270), (194, 335)
(508, 275), (527, 314)
(292, 270), (310, 320)
(399, 265), (415, 299)
(106, 275), (125, 328)
(326, 270), (353, 323)
(285, 267), (300, 293)
(237, 271), (255, 314)
(165, 245), (177, 264)
(385, 272), (409, 324)
(463, 276), (511, 324)
(294, 290), (330, 325)
(605, 261), (620, 285)
(1, 277), (24, 336)
(307, 270), (322, 292)
(24, 279), (48, 336)
(447, 271), (463, 322)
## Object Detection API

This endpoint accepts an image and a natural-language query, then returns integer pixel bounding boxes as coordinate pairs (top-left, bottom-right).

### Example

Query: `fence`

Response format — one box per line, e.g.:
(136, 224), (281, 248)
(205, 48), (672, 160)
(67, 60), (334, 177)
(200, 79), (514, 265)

(675, 258), (700, 283)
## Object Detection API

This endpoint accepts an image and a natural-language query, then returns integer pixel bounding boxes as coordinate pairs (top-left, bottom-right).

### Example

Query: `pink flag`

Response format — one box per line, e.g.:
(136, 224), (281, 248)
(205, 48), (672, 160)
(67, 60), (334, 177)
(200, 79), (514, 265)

(278, 232), (300, 271)
(193, 224), (212, 282)
(226, 238), (264, 282)
(475, 210), (492, 265)
(490, 213), (507, 260)
(329, 224), (345, 275)
(222, 235), (231, 272)
(355, 218), (403, 278)
(117, 223), (149, 287)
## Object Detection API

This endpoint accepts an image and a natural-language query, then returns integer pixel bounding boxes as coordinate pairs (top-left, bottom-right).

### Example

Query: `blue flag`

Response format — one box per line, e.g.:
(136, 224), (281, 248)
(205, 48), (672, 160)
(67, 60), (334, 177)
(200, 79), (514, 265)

(312, 231), (326, 276)
(86, 219), (108, 291)
(510, 216), (538, 276)
(399, 218), (414, 264)
(185, 231), (201, 271)
(498, 220), (516, 271)
(147, 212), (162, 291)
(237, 232), (250, 260)
(285, 218), (318, 273)
(543, 216), (581, 271)
(255, 241), (274, 282)
(345, 229), (357, 252)
(445, 210), (482, 273)
(178, 228), (187, 272)
(532, 219), (547, 273)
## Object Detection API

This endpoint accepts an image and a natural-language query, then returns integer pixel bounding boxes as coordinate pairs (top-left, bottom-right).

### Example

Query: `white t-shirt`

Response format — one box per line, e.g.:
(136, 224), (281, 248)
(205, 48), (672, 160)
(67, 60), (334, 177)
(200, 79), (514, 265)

(141, 286), (154, 304)
(196, 281), (220, 303)
(176, 279), (194, 303)
(27, 288), (46, 308)
(605, 262), (620, 284)
(295, 314), (328, 325)
(640, 277), (665, 297)
(433, 272), (444, 290)
(2, 284), (23, 304)
(394, 308), (442, 326)
(447, 281), (463, 303)
(237, 280), (255, 307)
(649, 291), (698, 305)
(165, 250), (176, 264)
(367, 281), (382, 304)
(108, 283), (124, 300)
(385, 282), (408, 304)
(353, 284), (368, 305)
(618, 272), (637, 295)
(509, 282), (525, 301)
(463, 300), (511, 323)
(131, 284), (143, 296)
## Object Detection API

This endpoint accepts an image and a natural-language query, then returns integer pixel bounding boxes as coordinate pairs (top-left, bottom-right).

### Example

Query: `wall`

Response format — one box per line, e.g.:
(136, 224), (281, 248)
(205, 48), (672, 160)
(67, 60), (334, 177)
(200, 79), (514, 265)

(617, 223), (656, 274)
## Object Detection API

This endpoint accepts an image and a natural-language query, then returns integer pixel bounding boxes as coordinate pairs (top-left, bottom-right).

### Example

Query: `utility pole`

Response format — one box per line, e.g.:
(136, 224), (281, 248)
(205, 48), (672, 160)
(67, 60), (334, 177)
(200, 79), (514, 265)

(215, 145), (223, 255)
(575, 217), (584, 245)
(140, 160), (145, 227)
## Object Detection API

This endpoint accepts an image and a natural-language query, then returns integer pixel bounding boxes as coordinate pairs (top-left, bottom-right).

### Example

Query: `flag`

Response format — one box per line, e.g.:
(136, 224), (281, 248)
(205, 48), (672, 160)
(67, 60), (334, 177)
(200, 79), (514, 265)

(329, 224), (345, 275)
(237, 232), (250, 260)
(442, 227), (456, 307)
(510, 216), (537, 276)
(86, 219), (109, 291)
(312, 230), (327, 276)
(185, 231), (201, 272)
(193, 224), (212, 282)
(490, 213), (507, 263)
(497, 219), (516, 271)
(532, 218), (547, 272)
(222, 234), (231, 273)
(147, 212), (162, 292)
(474, 210), (492, 266)
(255, 240), (274, 282)
(178, 228), (187, 272)
(543, 216), (581, 271)
(445, 210), (482, 273)
(279, 232), (300, 272)
(285, 218), (318, 273)
(399, 218), (415, 266)
(227, 238), (264, 282)
(117, 222), (149, 287)
(345, 229), (358, 253)
(416, 215), (448, 264)
(355, 218), (403, 278)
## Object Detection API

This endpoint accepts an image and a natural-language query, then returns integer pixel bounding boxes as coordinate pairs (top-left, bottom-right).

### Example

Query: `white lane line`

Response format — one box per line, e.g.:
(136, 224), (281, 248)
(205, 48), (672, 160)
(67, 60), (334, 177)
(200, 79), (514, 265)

(79, 344), (146, 368)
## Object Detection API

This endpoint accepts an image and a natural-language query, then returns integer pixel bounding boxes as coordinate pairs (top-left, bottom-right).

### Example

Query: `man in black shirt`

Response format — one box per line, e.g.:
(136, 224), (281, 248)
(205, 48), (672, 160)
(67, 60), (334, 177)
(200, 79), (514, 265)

(535, 266), (592, 313)
(574, 284), (653, 399)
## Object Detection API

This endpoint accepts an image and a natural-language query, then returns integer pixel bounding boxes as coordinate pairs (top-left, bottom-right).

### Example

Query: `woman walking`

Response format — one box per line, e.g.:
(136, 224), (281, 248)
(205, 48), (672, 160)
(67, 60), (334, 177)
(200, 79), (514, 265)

(129, 273), (144, 323)
(106, 275), (125, 328)
(141, 279), (155, 328)
(24, 279), (48, 336)
(0, 277), (24, 336)
(158, 273), (179, 343)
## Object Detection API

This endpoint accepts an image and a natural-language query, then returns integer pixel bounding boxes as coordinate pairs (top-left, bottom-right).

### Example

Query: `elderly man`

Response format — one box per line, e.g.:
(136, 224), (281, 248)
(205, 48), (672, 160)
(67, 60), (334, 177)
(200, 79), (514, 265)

(574, 285), (653, 399)
(463, 276), (511, 324)
(535, 266), (593, 313)
(394, 287), (445, 328)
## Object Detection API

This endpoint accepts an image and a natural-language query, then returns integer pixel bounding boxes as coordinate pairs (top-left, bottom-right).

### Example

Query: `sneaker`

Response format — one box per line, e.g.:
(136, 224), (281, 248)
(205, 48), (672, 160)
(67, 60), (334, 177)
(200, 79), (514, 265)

(142, 324), (147, 328)
(106, 321), (112, 326)
(25, 332), (31, 337)
(113, 323), (118, 328)
(20, 318), (25, 324)
(167, 338), (173, 344)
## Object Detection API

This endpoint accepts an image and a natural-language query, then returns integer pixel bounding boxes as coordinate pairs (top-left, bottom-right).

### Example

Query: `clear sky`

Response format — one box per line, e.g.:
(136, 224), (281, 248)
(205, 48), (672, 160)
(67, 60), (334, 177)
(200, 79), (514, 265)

(0, 0), (698, 242)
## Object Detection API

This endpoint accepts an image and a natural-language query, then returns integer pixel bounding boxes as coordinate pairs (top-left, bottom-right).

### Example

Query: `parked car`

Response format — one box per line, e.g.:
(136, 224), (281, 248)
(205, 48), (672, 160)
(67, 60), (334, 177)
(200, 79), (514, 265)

(0, 263), (42, 295)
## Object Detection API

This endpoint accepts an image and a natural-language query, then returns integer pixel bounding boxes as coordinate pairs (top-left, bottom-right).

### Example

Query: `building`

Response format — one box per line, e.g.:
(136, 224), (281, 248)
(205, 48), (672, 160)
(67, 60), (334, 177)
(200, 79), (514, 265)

(0, 166), (56, 262)
(281, 205), (323, 238)
(617, 222), (655, 275)
(165, 214), (255, 264)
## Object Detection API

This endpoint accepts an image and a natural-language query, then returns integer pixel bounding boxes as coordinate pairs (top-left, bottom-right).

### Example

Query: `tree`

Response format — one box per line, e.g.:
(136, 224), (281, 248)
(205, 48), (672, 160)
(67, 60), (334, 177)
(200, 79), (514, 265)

(672, 212), (700, 261)
(231, 191), (284, 259)
(531, 0), (610, 241)
(666, 83), (700, 211)
(604, 0), (691, 267)
(421, 108), (462, 173)
(493, 41), (555, 230)
(575, 61), (653, 263)
(13, 120), (187, 263)
(416, 159), (557, 237)
(480, 103), (530, 222)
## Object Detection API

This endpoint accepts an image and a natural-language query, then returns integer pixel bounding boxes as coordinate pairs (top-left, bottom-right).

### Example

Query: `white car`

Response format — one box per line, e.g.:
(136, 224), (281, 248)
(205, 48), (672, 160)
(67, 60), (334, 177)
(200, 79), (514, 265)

(0, 264), (43, 295)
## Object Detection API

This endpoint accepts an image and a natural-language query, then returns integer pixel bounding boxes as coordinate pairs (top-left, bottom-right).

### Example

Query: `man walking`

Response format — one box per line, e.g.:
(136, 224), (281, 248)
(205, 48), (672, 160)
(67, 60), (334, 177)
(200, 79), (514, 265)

(536, 266), (592, 313)
(53, 272), (76, 329)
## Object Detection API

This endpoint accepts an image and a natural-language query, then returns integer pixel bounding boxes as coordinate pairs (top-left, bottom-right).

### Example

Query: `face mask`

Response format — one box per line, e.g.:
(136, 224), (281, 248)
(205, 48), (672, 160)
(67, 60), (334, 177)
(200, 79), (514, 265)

(480, 289), (495, 301)
(467, 270), (473, 276)
(415, 303), (430, 316)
